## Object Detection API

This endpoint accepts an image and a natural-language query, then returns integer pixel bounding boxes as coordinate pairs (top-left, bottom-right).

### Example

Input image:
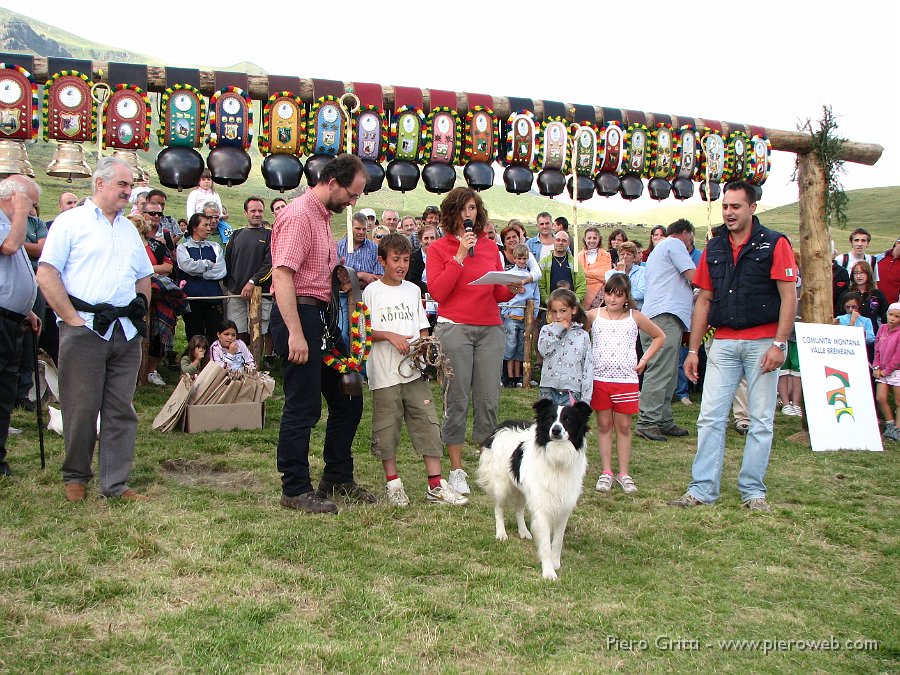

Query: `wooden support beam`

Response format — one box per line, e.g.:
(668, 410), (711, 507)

(21, 56), (881, 168)
(248, 286), (263, 367)
(796, 152), (834, 325)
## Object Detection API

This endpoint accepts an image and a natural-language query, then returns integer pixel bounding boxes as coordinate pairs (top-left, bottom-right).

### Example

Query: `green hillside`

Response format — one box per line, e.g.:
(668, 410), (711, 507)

(758, 186), (900, 255)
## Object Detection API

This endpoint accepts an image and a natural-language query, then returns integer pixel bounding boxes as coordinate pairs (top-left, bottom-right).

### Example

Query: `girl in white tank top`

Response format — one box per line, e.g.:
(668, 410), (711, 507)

(585, 274), (665, 495)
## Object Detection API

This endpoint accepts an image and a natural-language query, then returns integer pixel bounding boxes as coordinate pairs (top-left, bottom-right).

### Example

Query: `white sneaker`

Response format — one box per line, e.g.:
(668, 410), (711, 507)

(147, 371), (166, 386)
(595, 473), (613, 492)
(7, 426), (22, 435)
(680, 397), (693, 406)
(385, 478), (410, 507)
(426, 479), (469, 506)
(448, 468), (470, 495)
(616, 474), (638, 494)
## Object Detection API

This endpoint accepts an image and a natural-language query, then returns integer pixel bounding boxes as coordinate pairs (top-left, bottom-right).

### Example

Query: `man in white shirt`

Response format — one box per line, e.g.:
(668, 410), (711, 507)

(834, 228), (879, 280)
(37, 157), (154, 503)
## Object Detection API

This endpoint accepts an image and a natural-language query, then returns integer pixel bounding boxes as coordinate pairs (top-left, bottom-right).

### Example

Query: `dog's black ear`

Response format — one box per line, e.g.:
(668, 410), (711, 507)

(573, 401), (593, 420)
(533, 398), (556, 416)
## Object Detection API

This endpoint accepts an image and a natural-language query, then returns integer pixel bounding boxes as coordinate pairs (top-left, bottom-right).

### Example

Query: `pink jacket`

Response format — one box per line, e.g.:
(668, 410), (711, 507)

(874, 324), (900, 374)
(210, 339), (256, 370)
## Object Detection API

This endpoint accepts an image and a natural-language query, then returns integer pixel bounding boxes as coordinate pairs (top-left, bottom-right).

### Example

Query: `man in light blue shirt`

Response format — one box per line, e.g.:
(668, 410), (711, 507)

(0, 175), (41, 478)
(37, 157), (154, 502)
(636, 219), (697, 442)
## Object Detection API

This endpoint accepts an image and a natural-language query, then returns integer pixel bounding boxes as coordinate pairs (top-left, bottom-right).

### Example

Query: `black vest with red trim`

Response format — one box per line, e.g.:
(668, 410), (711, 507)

(706, 217), (784, 330)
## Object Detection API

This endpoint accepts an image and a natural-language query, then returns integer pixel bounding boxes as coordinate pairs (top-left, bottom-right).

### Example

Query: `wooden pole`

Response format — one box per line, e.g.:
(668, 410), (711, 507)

(248, 285), (263, 367)
(796, 152), (833, 325)
(523, 299), (535, 389)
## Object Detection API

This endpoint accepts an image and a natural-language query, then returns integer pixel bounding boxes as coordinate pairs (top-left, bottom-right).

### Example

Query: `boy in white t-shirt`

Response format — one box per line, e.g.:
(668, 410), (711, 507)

(363, 234), (468, 507)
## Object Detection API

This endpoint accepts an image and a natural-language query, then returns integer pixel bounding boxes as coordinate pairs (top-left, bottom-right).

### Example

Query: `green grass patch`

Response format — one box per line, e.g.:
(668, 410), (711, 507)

(1, 366), (897, 672)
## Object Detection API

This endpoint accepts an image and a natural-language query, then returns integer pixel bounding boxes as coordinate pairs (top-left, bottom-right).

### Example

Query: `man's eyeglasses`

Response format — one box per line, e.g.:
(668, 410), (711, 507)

(374, 234), (385, 240)
(143, 211), (162, 217)
(205, 215), (220, 221)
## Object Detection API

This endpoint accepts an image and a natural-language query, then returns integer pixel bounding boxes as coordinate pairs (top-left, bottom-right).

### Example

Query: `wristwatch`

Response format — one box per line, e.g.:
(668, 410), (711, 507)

(772, 341), (787, 351)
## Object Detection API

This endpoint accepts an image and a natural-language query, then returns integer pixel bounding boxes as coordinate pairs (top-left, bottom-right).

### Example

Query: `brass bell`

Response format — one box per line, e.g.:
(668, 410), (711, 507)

(47, 141), (92, 182)
(112, 149), (150, 183)
(0, 139), (35, 179)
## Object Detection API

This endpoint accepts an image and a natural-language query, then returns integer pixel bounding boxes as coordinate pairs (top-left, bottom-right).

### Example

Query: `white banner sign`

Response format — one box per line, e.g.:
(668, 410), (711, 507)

(795, 322), (882, 452)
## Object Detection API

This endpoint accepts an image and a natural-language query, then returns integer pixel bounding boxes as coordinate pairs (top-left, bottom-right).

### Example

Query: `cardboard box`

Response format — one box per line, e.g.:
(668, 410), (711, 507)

(182, 401), (266, 433)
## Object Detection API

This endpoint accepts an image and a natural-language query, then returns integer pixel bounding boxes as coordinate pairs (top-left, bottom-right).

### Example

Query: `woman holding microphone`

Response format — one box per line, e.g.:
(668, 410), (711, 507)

(426, 187), (524, 495)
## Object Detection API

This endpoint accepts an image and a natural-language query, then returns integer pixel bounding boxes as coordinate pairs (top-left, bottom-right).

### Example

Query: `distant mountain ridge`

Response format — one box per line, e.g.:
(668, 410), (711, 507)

(0, 7), (264, 73)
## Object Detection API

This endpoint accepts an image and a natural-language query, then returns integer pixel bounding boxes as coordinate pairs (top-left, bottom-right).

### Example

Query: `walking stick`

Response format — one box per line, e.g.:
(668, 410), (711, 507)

(31, 327), (45, 470)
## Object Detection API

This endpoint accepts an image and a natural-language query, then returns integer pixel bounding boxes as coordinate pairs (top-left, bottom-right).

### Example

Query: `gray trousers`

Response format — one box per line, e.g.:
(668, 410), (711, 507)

(638, 312), (685, 431)
(59, 322), (142, 496)
(434, 322), (504, 446)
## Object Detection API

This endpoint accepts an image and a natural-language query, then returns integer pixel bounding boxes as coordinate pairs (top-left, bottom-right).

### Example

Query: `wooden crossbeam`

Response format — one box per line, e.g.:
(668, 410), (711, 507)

(17, 56), (881, 167)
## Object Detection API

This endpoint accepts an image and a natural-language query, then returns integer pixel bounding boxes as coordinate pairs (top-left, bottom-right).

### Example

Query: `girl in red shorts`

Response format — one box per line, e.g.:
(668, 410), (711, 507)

(585, 275), (664, 494)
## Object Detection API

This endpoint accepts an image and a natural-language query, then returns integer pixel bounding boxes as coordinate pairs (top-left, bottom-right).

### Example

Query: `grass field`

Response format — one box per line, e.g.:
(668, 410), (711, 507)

(2, 361), (897, 672)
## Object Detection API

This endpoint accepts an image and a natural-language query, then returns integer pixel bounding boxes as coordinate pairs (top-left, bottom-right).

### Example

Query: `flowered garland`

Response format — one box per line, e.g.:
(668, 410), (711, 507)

(352, 104), (388, 163)
(568, 120), (599, 176)
(322, 302), (372, 373)
(648, 122), (676, 179)
(258, 91), (305, 156)
(42, 70), (94, 142)
(0, 63), (38, 140)
(620, 123), (649, 177)
(535, 116), (568, 172)
(388, 105), (426, 161)
(209, 86), (253, 150)
(306, 95), (346, 156)
(463, 105), (499, 163)
(723, 130), (750, 182)
(503, 109), (537, 168)
(748, 134), (772, 185)
(423, 106), (461, 165)
(684, 325), (717, 348)
(157, 84), (206, 147)
(674, 124), (698, 180)
(101, 84), (150, 150)
(597, 121), (624, 174)
(698, 128), (725, 184)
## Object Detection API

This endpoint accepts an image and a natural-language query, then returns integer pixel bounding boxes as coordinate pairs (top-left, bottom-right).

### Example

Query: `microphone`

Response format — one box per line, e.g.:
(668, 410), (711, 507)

(464, 218), (475, 258)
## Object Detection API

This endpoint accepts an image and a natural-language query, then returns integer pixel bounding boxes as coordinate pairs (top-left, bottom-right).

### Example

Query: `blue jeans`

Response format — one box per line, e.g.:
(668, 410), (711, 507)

(539, 387), (581, 405)
(687, 338), (779, 503)
(502, 316), (525, 361)
(270, 304), (362, 496)
(674, 346), (690, 400)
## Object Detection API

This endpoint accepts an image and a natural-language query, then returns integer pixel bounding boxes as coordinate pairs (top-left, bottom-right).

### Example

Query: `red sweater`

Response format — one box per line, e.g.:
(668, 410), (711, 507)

(426, 232), (513, 325)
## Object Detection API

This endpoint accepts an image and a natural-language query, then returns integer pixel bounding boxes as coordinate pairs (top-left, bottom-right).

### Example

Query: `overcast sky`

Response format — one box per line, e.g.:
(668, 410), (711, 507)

(3, 1), (896, 212)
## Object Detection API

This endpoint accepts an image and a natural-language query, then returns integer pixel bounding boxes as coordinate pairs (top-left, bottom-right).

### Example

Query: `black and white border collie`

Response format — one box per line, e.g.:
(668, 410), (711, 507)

(477, 399), (592, 580)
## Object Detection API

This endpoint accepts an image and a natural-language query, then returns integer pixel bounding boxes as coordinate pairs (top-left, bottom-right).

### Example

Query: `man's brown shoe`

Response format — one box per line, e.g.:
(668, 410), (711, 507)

(316, 479), (377, 504)
(65, 483), (86, 502)
(118, 489), (149, 502)
(280, 491), (338, 513)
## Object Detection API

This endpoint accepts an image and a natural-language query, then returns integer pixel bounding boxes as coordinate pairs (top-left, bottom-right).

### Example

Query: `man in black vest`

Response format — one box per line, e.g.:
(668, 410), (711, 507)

(670, 181), (797, 513)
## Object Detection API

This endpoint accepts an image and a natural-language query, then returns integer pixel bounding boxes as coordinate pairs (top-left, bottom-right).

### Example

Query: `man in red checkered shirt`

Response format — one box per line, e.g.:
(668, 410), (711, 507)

(270, 154), (375, 513)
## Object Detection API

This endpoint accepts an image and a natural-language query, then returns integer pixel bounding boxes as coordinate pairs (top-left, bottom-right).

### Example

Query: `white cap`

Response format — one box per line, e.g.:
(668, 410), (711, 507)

(359, 208), (376, 219)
